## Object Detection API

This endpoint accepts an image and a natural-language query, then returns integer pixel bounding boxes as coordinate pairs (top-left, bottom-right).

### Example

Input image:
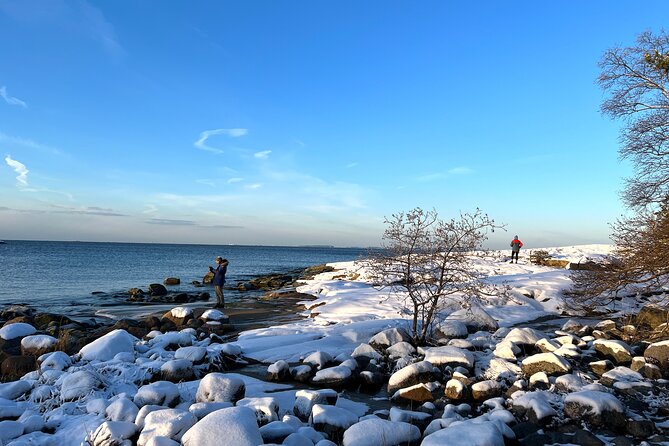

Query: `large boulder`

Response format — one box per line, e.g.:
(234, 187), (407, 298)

(311, 404), (358, 444)
(343, 417), (421, 446)
(419, 346), (475, 369)
(0, 322), (37, 341)
(196, 373), (245, 403)
(387, 361), (435, 394)
(293, 389), (338, 421)
(521, 353), (571, 376)
(164, 277), (181, 285)
(79, 329), (137, 362)
(636, 305), (669, 329)
(149, 283), (168, 296)
(138, 408), (197, 445)
(564, 390), (625, 428)
(368, 328), (411, 348)
(644, 340), (669, 370)
(181, 406), (262, 446)
(20, 335), (58, 356)
(593, 339), (633, 365)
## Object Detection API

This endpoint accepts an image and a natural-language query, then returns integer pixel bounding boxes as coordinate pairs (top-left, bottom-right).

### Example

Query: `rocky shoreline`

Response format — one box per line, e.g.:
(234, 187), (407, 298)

(1, 259), (669, 445)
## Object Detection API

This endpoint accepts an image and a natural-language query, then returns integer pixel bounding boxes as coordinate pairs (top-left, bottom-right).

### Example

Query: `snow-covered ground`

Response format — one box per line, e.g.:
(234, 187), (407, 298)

(2, 244), (668, 446)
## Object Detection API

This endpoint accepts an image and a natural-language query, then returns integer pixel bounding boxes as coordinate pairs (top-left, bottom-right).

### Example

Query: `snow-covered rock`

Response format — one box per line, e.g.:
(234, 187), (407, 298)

(503, 327), (546, 345)
(493, 340), (520, 360)
(342, 417), (421, 446)
(521, 352), (571, 376)
(564, 390), (625, 427)
(388, 406), (432, 431)
(387, 360), (434, 394)
(135, 405), (167, 429)
(386, 341), (415, 358)
(160, 359), (194, 382)
(88, 421), (137, 446)
(236, 396), (280, 426)
(435, 320), (469, 339)
(266, 360), (290, 381)
(138, 409), (198, 446)
(391, 382), (436, 403)
(471, 380), (501, 401)
(312, 365), (353, 387)
(174, 346), (207, 364)
(39, 351), (72, 371)
(644, 339), (669, 369)
(420, 346), (475, 369)
(20, 334), (57, 356)
(195, 373), (245, 403)
(511, 391), (557, 424)
(0, 322), (36, 340)
(0, 420), (24, 443)
(368, 327), (411, 348)
(593, 339), (633, 364)
(60, 370), (100, 401)
(259, 420), (296, 443)
(200, 309), (228, 322)
(293, 389), (338, 421)
(188, 402), (233, 420)
(351, 343), (382, 362)
(106, 397), (140, 422)
(0, 380), (32, 400)
(303, 351), (333, 370)
(422, 418), (512, 446)
(311, 404), (359, 440)
(181, 406), (262, 446)
(79, 329), (138, 362)
(444, 379), (466, 400)
(134, 381), (181, 408)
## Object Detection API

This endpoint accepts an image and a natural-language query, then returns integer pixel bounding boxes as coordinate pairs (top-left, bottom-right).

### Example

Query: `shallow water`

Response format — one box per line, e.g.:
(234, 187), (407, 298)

(0, 240), (366, 317)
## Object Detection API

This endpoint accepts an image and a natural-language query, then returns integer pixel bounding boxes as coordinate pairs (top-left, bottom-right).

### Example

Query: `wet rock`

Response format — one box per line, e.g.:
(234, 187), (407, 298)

(248, 274), (294, 290)
(33, 313), (74, 330)
(301, 264), (335, 279)
(128, 287), (144, 297)
(164, 277), (180, 285)
(203, 271), (214, 285)
(149, 283), (168, 296)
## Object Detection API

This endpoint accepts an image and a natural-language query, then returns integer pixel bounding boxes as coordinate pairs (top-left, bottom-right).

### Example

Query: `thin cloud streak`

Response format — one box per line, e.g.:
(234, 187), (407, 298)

(254, 150), (272, 159)
(4, 155), (29, 186)
(194, 128), (248, 154)
(0, 86), (27, 108)
(0, 132), (61, 155)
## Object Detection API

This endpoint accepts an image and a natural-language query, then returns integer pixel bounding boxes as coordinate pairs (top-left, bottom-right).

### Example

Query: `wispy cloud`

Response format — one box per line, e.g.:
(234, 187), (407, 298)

(4, 155), (29, 186)
(0, 86), (27, 108)
(146, 218), (196, 226)
(194, 128), (248, 154)
(0, 132), (61, 155)
(49, 204), (127, 217)
(346, 162), (358, 168)
(155, 193), (240, 207)
(196, 179), (216, 187)
(254, 150), (272, 159)
(245, 183), (263, 190)
(416, 167), (473, 182)
(0, 0), (123, 57)
(227, 177), (243, 184)
(448, 166), (473, 175)
(143, 205), (158, 214)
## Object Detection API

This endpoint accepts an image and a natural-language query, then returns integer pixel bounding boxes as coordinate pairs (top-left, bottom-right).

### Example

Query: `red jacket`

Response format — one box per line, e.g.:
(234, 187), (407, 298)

(510, 238), (523, 252)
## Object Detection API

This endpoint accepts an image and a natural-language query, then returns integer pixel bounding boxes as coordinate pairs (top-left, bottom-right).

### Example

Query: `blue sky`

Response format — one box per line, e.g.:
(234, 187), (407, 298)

(0, 1), (665, 247)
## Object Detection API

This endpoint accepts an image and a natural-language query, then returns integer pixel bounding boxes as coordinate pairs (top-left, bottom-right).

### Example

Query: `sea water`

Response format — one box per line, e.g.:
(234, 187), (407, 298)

(0, 240), (366, 318)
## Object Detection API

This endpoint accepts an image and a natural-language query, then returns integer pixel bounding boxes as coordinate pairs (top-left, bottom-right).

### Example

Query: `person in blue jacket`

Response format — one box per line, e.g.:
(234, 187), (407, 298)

(209, 256), (229, 308)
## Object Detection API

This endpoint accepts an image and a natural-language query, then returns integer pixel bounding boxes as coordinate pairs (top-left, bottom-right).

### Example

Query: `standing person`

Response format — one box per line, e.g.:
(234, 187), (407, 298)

(209, 256), (229, 308)
(510, 235), (523, 263)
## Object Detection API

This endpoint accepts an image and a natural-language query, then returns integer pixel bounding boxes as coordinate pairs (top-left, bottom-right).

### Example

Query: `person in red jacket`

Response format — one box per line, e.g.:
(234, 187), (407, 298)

(510, 235), (523, 263)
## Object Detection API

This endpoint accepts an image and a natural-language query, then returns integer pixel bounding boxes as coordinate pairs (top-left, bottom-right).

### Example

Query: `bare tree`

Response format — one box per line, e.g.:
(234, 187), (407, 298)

(571, 30), (669, 306)
(599, 30), (669, 210)
(363, 207), (504, 345)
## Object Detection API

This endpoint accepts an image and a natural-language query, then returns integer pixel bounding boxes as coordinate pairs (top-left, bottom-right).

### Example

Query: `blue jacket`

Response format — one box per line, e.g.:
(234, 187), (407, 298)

(212, 263), (228, 286)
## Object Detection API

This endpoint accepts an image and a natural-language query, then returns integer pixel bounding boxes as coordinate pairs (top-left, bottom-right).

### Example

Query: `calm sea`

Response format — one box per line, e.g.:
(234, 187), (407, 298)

(0, 240), (366, 319)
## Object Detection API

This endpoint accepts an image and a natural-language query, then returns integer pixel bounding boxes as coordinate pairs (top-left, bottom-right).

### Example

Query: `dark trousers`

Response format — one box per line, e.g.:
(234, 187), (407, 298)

(511, 251), (519, 262)
(214, 285), (224, 306)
